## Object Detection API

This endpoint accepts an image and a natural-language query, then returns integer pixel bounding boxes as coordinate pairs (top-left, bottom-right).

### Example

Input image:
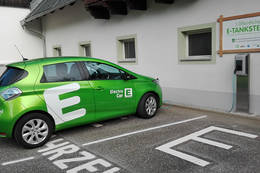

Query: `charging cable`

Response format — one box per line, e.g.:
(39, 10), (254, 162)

(229, 69), (237, 112)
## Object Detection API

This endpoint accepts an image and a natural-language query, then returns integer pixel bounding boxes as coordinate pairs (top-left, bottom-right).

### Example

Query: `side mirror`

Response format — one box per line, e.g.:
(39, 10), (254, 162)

(122, 73), (131, 80)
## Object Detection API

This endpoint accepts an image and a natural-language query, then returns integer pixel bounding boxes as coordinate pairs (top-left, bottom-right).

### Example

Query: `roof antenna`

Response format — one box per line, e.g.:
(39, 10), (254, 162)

(14, 45), (28, 61)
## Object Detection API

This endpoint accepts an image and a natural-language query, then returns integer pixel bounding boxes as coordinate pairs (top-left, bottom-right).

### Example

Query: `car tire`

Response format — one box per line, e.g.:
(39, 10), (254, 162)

(137, 93), (159, 119)
(14, 113), (54, 149)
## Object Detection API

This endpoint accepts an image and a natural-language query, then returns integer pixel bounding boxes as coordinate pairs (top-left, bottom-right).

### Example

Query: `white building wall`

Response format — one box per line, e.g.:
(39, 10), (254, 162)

(0, 6), (43, 67)
(42, 0), (260, 115)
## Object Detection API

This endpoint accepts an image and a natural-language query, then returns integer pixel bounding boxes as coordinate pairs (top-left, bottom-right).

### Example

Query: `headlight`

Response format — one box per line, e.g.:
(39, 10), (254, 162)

(0, 87), (22, 101)
(152, 78), (160, 85)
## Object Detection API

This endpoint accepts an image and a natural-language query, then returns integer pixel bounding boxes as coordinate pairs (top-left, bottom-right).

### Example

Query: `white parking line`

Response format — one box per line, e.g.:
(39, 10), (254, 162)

(82, 115), (207, 146)
(1, 157), (35, 166)
(193, 137), (232, 149)
(52, 134), (57, 138)
(92, 123), (103, 128)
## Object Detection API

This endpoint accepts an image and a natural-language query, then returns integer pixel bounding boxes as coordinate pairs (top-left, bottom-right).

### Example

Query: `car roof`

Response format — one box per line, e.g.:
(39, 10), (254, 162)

(7, 56), (135, 74)
(8, 56), (116, 67)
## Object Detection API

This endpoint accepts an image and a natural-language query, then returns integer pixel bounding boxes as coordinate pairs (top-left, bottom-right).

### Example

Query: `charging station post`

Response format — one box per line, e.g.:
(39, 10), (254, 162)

(234, 54), (250, 113)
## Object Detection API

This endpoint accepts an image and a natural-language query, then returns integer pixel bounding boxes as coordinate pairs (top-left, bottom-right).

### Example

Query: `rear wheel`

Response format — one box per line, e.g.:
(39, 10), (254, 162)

(137, 93), (158, 119)
(14, 113), (54, 148)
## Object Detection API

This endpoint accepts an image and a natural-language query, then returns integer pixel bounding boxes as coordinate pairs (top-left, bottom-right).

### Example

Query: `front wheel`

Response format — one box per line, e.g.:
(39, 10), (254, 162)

(14, 113), (54, 148)
(137, 93), (159, 119)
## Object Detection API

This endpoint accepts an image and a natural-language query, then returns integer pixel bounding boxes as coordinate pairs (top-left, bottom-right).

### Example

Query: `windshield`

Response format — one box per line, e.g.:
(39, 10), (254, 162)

(0, 67), (28, 87)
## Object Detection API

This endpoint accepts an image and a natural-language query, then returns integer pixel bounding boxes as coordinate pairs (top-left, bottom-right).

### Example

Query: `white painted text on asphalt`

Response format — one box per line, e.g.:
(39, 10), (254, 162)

(38, 138), (120, 173)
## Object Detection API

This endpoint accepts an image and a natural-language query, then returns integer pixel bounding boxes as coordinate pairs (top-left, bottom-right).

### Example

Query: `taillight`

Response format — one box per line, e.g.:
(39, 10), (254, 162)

(0, 132), (6, 137)
(0, 87), (22, 101)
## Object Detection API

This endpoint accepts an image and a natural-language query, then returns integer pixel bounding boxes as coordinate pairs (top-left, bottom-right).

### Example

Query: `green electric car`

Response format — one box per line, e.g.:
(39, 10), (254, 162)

(0, 57), (162, 148)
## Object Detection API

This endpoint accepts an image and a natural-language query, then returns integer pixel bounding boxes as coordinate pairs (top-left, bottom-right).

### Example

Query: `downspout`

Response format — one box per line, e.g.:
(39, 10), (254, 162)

(21, 19), (47, 57)
(0, 64), (6, 76)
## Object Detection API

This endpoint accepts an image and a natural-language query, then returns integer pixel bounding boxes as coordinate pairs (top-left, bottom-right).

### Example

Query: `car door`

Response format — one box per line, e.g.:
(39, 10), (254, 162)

(81, 61), (136, 120)
(35, 61), (96, 129)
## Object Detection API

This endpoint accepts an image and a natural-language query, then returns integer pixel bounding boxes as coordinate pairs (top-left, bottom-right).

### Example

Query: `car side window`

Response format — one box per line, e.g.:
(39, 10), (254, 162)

(41, 62), (83, 83)
(83, 62), (123, 80)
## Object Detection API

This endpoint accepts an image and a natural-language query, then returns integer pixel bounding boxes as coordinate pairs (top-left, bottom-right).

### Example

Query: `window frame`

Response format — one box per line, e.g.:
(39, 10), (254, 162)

(178, 22), (216, 64)
(79, 41), (92, 57)
(117, 34), (138, 64)
(40, 61), (85, 83)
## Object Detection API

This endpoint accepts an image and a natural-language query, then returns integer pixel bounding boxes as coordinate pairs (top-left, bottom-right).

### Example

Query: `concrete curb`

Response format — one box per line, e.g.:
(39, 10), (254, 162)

(163, 103), (260, 121)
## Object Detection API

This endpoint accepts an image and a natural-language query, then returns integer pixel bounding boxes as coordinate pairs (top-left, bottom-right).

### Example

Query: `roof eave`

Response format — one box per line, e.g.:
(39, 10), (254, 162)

(23, 0), (77, 25)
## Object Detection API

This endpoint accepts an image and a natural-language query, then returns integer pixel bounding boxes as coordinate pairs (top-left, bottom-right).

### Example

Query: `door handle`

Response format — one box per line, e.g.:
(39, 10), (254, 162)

(94, 86), (104, 91)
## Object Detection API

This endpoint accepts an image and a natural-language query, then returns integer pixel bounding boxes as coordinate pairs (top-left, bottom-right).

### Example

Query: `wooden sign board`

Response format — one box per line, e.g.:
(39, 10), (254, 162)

(218, 12), (260, 57)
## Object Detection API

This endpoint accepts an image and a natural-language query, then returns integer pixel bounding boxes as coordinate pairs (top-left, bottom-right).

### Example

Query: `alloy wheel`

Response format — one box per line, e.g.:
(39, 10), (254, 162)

(22, 119), (49, 145)
(145, 96), (157, 116)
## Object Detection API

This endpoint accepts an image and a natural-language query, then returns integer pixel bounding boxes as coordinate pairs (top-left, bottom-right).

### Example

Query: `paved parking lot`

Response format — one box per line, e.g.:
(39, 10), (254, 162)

(1, 105), (260, 173)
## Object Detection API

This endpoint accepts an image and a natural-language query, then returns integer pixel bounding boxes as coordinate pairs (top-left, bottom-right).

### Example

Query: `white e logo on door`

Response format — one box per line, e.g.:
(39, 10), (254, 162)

(124, 88), (133, 98)
(43, 83), (86, 125)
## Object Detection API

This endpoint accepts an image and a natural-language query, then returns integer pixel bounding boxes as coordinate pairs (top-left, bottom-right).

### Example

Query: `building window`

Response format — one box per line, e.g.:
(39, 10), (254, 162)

(117, 34), (137, 64)
(188, 32), (212, 56)
(178, 23), (216, 64)
(122, 39), (136, 59)
(53, 46), (62, 57)
(79, 41), (92, 57)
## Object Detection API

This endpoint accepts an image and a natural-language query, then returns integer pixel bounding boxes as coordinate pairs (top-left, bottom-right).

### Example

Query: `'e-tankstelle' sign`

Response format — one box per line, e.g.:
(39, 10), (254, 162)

(218, 12), (260, 56)
(223, 16), (260, 50)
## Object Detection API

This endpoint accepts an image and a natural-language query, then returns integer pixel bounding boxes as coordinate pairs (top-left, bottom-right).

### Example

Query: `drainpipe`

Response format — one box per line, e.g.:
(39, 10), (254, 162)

(21, 19), (47, 57)
(0, 64), (6, 76)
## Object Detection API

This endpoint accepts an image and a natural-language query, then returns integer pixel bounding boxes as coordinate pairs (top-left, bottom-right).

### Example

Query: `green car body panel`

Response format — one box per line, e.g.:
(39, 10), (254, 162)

(0, 57), (162, 138)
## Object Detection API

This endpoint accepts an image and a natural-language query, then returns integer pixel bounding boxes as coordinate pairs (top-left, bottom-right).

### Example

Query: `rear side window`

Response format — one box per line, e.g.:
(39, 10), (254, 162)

(0, 67), (28, 87)
(41, 62), (83, 83)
